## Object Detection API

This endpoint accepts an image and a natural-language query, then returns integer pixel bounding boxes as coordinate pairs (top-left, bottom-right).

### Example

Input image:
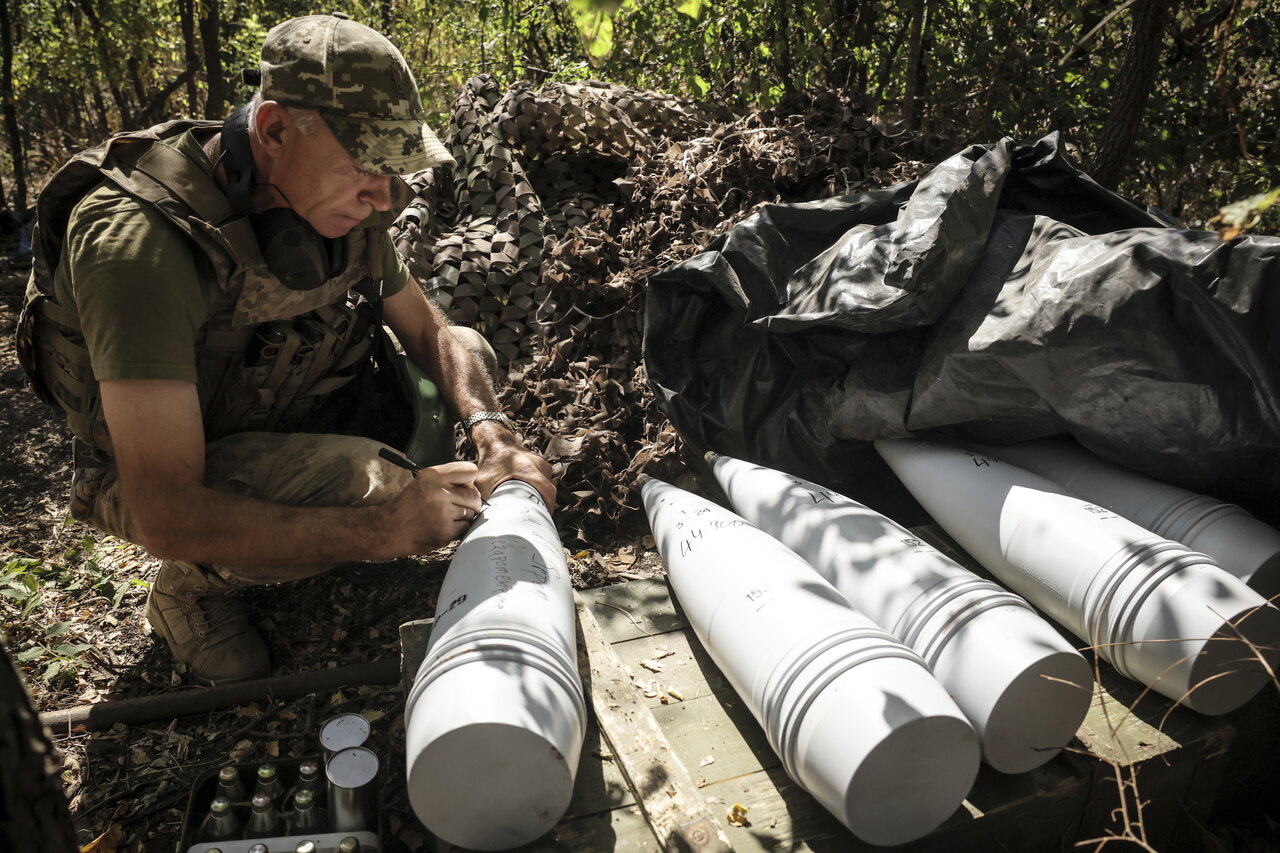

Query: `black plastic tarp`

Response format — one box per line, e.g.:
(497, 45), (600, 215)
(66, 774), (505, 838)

(643, 134), (1280, 526)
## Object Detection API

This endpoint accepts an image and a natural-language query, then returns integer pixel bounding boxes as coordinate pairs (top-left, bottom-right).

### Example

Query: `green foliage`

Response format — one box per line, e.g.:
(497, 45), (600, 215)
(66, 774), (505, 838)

(1212, 187), (1280, 239)
(0, 0), (1274, 230)
(11, 620), (93, 685)
(2, 557), (47, 618)
(568, 0), (622, 62)
(1, 535), (148, 684)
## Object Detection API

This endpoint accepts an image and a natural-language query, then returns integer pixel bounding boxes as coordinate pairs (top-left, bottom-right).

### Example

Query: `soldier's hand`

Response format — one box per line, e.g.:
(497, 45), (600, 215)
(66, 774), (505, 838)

(475, 442), (557, 511)
(394, 461), (482, 552)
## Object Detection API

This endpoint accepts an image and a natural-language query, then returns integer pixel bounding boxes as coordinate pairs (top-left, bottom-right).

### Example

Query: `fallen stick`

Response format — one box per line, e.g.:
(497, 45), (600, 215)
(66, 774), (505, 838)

(39, 658), (401, 733)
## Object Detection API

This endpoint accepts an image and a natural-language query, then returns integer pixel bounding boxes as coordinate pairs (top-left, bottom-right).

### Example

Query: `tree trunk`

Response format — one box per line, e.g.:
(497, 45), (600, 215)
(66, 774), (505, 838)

(178, 0), (200, 116)
(831, 0), (876, 93)
(134, 65), (200, 128)
(830, 0), (854, 91)
(0, 0), (26, 211)
(851, 0), (875, 92)
(903, 0), (929, 132)
(76, 0), (133, 129)
(90, 84), (110, 137)
(1091, 0), (1172, 189)
(127, 55), (148, 106)
(66, 93), (84, 147)
(874, 24), (910, 104)
(199, 0), (226, 118)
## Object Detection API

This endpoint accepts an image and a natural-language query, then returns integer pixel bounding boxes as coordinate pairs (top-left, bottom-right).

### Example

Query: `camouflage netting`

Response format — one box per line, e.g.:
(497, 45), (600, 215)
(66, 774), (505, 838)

(389, 75), (932, 538)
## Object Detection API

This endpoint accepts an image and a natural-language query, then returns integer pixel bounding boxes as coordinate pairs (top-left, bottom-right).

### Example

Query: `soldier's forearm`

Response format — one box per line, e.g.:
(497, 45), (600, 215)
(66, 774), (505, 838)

(134, 482), (406, 570)
(405, 310), (500, 414)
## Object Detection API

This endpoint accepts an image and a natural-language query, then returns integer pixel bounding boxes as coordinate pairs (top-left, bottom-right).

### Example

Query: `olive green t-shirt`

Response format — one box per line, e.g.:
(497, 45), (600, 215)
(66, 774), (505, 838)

(53, 129), (410, 384)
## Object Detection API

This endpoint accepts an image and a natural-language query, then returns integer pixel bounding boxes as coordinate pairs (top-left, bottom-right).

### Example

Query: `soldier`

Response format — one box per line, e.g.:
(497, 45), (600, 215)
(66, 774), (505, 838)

(17, 14), (555, 684)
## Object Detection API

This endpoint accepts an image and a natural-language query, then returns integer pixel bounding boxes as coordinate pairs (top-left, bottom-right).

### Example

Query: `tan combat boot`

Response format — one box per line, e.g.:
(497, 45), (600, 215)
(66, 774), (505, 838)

(146, 562), (270, 684)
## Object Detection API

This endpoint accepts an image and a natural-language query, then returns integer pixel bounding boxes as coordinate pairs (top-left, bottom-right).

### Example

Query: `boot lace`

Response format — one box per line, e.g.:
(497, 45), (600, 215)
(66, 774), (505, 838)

(187, 592), (248, 641)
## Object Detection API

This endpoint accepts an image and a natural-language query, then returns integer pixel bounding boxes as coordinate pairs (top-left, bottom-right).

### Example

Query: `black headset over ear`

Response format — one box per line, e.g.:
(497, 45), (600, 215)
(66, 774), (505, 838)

(218, 105), (346, 291)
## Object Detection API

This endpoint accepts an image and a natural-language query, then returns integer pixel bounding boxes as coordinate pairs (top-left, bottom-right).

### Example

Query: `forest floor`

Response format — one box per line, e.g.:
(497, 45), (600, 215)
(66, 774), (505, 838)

(0, 261), (673, 851)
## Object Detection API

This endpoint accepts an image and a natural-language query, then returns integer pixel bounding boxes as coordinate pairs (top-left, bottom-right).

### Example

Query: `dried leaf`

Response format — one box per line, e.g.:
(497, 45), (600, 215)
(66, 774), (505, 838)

(165, 731), (192, 758)
(633, 677), (660, 698)
(727, 803), (751, 827)
(79, 822), (124, 853)
(229, 740), (253, 762)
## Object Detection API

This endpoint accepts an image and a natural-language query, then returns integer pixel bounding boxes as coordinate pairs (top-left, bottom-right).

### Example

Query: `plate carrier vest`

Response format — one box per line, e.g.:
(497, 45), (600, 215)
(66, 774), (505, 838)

(16, 119), (419, 512)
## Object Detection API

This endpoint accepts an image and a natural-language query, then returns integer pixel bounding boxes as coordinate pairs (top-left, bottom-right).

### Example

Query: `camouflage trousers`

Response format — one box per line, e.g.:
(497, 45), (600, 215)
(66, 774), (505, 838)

(71, 327), (497, 586)
(79, 432), (424, 585)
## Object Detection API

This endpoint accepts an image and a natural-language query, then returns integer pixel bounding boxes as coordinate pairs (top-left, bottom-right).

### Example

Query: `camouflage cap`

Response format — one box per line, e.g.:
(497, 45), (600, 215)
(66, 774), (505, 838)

(258, 13), (455, 175)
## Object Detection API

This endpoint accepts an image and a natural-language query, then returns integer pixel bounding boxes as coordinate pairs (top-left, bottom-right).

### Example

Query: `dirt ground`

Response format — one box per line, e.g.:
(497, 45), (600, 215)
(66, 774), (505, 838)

(0, 261), (670, 850)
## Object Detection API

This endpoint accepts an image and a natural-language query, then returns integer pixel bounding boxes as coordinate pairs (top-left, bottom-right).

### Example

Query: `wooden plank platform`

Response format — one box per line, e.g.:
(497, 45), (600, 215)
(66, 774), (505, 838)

(406, 558), (1246, 851)
(565, 578), (1236, 853)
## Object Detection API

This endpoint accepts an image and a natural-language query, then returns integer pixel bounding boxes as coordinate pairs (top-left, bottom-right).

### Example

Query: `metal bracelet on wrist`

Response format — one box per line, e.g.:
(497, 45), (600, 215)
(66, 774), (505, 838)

(461, 411), (516, 434)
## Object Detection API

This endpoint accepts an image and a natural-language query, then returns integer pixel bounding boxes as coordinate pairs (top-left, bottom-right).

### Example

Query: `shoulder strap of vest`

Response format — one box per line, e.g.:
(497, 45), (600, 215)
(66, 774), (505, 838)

(94, 127), (273, 280)
(40, 120), (273, 302)
(19, 120), (226, 408)
(27, 120), (224, 301)
(99, 135), (233, 226)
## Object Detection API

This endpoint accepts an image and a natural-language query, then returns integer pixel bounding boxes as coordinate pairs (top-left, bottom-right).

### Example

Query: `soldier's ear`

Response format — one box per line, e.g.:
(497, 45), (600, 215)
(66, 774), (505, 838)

(254, 101), (291, 155)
